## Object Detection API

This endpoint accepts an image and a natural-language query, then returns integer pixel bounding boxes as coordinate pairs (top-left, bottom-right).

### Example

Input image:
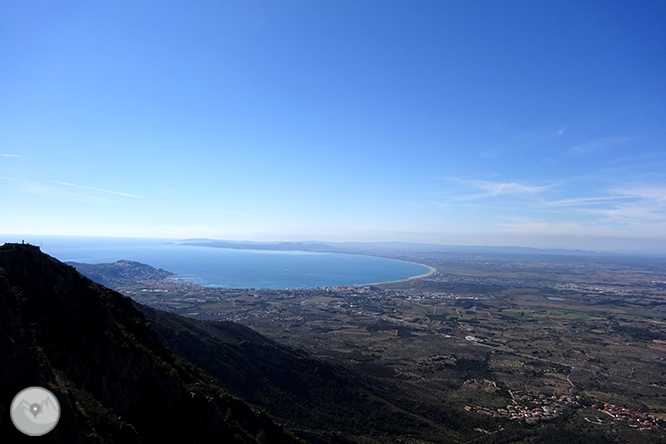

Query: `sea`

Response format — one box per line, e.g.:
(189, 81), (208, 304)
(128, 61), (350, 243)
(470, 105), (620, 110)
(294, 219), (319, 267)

(1, 236), (430, 289)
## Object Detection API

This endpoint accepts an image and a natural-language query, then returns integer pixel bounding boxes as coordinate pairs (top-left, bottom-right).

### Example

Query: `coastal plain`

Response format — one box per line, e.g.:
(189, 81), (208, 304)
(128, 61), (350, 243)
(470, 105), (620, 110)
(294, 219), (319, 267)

(75, 249), (666, 442)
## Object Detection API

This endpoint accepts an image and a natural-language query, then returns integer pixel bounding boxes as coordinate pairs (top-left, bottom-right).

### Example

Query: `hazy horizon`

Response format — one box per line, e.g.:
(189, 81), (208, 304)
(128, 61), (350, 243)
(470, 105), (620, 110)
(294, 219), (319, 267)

(2, 2), (665, 252)
(3, 233), (666, 256)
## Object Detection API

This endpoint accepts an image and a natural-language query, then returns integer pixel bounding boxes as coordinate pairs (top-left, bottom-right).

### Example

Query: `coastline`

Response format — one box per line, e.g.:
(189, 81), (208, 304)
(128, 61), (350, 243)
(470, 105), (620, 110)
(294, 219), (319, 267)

(20, 236), (439, 289)
(362, 261), (436, 286)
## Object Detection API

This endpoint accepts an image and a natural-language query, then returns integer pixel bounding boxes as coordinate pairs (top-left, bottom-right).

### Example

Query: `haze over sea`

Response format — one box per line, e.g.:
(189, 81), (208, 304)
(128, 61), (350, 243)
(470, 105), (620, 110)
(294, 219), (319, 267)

(2, 236), (430, 289)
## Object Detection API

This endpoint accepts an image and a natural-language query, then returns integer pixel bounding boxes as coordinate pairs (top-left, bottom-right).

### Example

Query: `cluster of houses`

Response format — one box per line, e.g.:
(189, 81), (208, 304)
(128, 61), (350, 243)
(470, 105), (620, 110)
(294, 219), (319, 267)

(597, 403), (661, 430)
(466, 392), (578, 423)
(467, 396), (662, 431)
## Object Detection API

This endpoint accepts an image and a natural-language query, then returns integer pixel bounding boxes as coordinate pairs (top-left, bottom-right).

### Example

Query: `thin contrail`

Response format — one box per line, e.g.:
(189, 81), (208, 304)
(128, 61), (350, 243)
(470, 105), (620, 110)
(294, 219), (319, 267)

(53, 181), (144, 198)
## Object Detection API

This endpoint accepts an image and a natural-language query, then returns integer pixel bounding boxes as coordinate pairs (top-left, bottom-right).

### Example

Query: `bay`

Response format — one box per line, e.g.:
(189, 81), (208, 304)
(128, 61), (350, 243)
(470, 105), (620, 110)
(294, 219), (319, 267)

(2, 236), (430, 289)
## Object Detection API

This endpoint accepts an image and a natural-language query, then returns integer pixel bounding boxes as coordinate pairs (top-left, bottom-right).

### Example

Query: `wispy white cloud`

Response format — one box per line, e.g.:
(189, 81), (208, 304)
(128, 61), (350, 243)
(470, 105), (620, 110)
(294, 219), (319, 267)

(523, 184), (666, 235)
(501, 218), (588, 236)
(498, 218), (666, 250)
(610, 185), (666, 203)
(431, 176), (666, 248)
(574, 185), (666, 223)
(53, 181), (144, 199)
(0, 154), (20, 157)
(537, 196), (627, 208)
(1, 176), (117, 203)
(458, 180), (550, 200)
(585, 204), (665, 221)
(0, 175), (52, 194)
(479, 181), (547, 196)
(568, 135), (632, 155)
(441, 178), (666, 242)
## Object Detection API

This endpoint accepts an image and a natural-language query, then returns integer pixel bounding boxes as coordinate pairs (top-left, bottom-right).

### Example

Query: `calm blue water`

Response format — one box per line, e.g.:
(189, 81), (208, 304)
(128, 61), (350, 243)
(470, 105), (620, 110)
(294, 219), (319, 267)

(2, 236), (429, 289)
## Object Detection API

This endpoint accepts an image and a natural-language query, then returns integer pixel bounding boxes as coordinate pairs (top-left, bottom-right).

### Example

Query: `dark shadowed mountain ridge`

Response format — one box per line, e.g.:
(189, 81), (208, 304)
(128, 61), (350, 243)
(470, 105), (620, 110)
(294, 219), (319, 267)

(0, 243), (472, 444)
(141, 306), (475, 443)
(0, 243), (299, 444)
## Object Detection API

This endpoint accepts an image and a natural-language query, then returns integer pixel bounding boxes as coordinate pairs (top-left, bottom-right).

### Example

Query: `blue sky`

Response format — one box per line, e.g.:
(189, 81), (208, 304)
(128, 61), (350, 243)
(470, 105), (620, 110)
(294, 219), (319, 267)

(1, 1), (665, 251)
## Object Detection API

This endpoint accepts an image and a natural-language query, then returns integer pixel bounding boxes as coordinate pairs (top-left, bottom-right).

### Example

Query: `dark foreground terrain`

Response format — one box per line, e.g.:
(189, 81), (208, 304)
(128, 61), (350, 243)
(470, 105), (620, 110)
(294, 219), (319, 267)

(0, 243), (297, 444)
(3, 243), (666, 443)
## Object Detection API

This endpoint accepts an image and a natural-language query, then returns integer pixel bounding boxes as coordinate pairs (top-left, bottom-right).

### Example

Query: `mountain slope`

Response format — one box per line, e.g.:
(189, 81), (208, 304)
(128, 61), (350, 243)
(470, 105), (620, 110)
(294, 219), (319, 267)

(141, 306), (479, 443)
(0, 243), (299, 444)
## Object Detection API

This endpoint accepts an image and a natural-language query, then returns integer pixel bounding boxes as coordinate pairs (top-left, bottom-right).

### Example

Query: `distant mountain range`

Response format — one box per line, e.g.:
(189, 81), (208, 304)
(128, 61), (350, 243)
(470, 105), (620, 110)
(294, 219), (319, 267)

(178, 239), (340, 252)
